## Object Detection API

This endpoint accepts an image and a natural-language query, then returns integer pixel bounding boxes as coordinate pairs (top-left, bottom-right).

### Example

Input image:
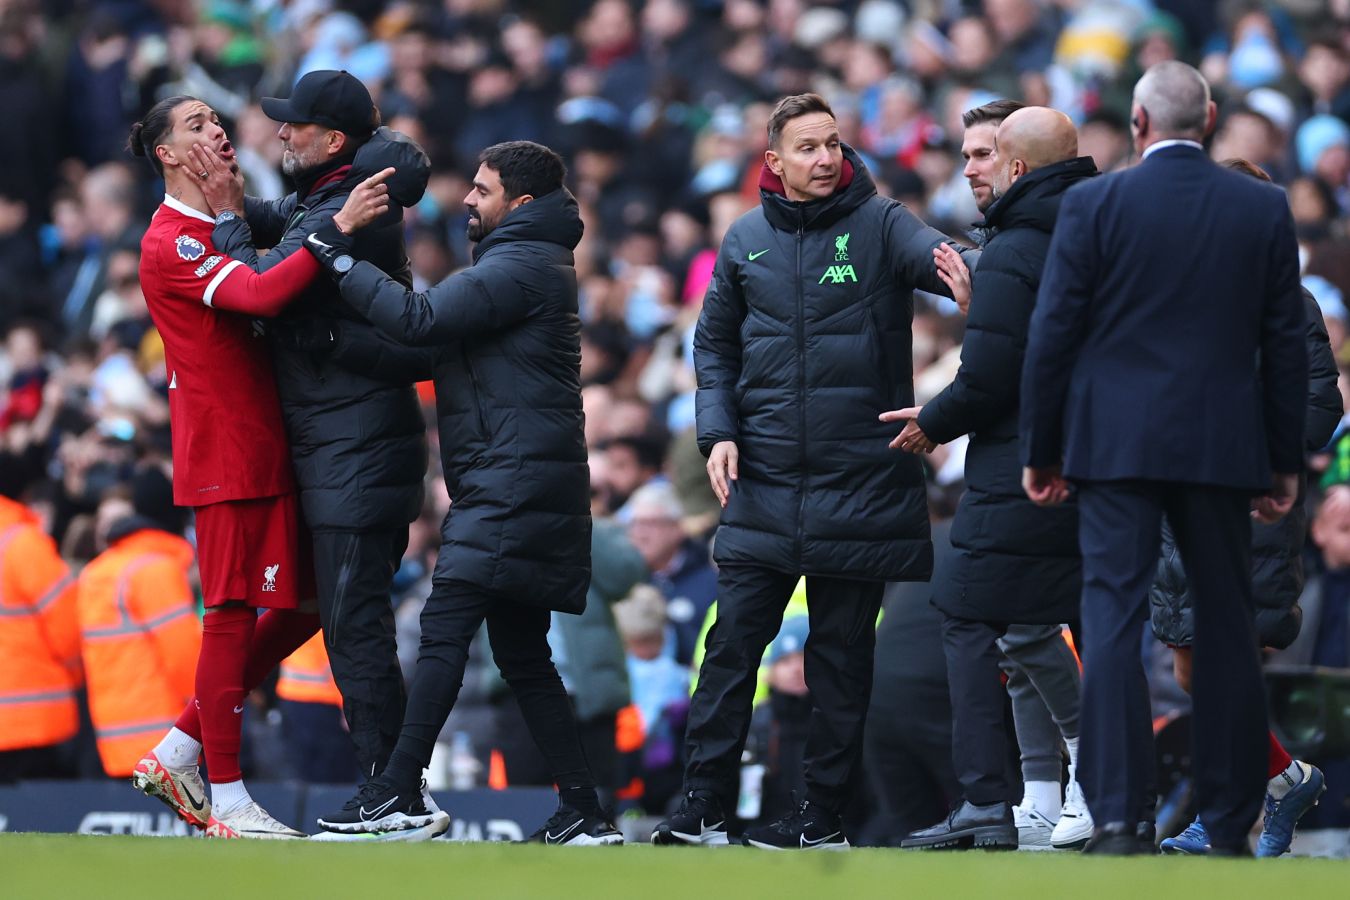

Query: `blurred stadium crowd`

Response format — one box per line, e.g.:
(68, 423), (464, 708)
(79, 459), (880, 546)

(2, 0), (1350, 838)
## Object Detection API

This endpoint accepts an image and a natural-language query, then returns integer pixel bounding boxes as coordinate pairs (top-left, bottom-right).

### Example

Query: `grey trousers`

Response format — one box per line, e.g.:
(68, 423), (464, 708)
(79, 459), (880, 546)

(998, 624), (1081, 784)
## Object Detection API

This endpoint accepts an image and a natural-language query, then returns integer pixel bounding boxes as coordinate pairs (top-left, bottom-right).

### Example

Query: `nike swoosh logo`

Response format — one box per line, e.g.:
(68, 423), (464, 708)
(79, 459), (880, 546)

(180, 780), (207, 811)
(308, 235), (334, 251)
(801, 831), (841, 847)
(546, 818), (584, 844)
(748, 249), (770, 260)
(360, 796), (399, 821)
(233, 705), (245, 714)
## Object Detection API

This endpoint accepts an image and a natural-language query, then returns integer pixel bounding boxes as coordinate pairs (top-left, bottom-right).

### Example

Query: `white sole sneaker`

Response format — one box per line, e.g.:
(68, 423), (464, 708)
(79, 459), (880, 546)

(556, 832), (624, 846)
(317, 811), (439, 834)
(651, 822), (731, 846)
(744, 838), (850, 851)
(206, 800), (307, 839)
(1013, 803), (1057, 850)
(311, 812), (450, 842)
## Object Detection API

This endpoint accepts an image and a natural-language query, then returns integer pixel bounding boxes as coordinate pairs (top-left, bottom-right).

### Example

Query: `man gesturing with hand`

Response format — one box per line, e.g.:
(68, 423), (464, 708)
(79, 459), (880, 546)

(653, 93), (975, 851)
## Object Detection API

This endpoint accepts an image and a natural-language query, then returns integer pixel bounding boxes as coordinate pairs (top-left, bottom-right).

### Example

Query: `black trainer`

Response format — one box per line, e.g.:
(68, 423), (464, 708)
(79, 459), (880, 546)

(742, 799), (849, 850)
(651, 789), (730, 846)
(524, 803), (623, 846)
(316, 775), (438, 834)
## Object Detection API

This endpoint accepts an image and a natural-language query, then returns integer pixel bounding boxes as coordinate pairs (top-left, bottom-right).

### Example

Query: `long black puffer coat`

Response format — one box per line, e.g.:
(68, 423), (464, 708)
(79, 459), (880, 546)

(918, 157), (1099, 625)
(694, 146), (974, 581)
(214, 127), (432, 531)
(1150, 288), (1342, 647)
(323, 187), (591, 613)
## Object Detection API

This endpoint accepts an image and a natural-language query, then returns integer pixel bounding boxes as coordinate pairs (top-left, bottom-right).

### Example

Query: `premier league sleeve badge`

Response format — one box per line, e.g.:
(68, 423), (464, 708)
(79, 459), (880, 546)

(175, 234), (207, 262)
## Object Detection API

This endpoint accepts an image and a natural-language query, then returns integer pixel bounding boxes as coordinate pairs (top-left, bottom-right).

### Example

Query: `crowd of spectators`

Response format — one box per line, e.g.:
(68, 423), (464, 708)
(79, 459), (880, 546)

(2, 0), (1350, 831)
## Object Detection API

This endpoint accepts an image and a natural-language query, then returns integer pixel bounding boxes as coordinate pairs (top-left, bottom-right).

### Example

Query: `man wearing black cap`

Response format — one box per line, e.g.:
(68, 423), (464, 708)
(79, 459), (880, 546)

(191, 70), (443, 839)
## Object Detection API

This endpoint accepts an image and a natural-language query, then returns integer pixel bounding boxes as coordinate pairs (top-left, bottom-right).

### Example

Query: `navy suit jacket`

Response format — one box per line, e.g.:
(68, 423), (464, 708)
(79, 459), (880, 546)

(1020, 145), (1307, 491)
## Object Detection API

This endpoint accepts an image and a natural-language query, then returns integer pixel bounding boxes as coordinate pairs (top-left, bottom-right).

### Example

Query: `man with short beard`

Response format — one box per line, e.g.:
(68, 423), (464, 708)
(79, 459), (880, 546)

(301, 140), (621, 844)
(191, 70), (444, 839)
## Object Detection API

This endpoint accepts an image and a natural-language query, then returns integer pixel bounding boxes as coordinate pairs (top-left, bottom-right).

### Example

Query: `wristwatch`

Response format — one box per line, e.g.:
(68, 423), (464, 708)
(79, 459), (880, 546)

(333, 254), (355, 274)
(214, 210), (238, 225)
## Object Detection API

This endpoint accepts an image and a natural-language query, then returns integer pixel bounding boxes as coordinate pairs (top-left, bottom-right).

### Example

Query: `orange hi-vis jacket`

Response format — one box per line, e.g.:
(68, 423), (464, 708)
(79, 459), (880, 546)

(77, 526), (200, 776)
(0, 495), (80, 751)
(277, 632), (342, 707)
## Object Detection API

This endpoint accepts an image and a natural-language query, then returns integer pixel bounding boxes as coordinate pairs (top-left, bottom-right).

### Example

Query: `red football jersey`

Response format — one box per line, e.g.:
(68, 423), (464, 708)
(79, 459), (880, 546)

(139, 195), (319, 506)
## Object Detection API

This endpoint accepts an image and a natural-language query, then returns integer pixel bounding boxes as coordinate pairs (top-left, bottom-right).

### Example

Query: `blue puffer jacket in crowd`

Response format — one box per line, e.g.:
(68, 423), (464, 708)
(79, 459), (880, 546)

(1150, 288), (1342, 648)
(694, 145), (973, 581)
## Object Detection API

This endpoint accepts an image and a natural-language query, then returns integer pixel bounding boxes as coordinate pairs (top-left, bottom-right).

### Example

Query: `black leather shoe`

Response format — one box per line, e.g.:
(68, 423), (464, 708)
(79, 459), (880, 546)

(1084, 821), (1158, 856)
(1135, 820), (1159, 855)
(901, 800), (1017, 850)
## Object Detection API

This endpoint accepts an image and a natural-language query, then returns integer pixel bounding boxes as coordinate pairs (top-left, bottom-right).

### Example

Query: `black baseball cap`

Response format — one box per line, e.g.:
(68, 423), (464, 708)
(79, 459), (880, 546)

(261, 69), (379, 137)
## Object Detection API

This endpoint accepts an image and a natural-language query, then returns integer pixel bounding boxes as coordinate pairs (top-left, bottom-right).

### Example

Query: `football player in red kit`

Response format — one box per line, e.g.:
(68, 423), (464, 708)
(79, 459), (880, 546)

(123, 96), (385, 838)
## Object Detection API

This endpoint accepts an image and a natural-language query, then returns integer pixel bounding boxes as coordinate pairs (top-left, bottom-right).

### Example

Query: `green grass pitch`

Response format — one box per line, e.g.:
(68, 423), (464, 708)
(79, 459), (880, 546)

(2, 834), (1348, 900)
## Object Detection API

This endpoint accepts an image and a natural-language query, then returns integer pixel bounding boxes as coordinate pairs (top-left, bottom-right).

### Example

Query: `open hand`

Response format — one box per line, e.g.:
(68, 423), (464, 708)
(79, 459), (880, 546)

(707, 440), (739, 508)
(188, 142), (244, 217)
(333, 167), (395, 235)
(934, 244), (971, 315)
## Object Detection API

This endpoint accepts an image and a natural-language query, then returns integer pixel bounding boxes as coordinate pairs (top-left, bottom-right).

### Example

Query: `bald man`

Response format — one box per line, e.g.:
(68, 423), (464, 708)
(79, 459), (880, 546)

(1020, 62), (1307, 856)
(887, 107), (1100, 851)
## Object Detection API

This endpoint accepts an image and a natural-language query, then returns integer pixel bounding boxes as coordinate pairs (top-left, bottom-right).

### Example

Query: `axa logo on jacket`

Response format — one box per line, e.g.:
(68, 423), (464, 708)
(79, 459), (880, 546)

(820, 231), (858, 283)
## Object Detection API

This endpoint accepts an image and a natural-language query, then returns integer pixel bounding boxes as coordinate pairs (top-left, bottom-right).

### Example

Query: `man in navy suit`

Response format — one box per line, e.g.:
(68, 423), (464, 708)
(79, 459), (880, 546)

(1019, 61), (1308, 855)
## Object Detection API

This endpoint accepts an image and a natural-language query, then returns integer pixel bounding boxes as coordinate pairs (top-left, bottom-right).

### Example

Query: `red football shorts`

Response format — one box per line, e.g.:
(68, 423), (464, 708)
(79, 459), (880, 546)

(194, 494), (314, 610)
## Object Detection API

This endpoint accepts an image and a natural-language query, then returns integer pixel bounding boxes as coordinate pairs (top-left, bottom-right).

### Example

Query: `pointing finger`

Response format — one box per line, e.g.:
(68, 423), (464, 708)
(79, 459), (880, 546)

(366, 166), (396, 187)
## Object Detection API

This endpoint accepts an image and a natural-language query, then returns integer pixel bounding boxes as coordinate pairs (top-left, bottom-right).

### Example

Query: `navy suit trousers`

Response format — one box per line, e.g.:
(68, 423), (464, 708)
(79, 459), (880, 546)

(1076, 480), (1266, 849)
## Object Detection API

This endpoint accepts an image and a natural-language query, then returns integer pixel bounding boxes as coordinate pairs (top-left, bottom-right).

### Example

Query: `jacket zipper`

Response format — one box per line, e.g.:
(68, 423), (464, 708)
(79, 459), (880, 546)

(795, 223), (807, 563)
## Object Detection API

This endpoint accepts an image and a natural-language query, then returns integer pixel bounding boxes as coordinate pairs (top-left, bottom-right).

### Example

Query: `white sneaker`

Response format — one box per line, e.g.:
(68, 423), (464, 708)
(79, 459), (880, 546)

(206, 801), (307, 839)
(309, 817), (450, 842)
(1051, 770), (1094, 849)
(131, 751), (211, 830)
(1013, 801), (1057, 849)
(421, 781), (452, 834)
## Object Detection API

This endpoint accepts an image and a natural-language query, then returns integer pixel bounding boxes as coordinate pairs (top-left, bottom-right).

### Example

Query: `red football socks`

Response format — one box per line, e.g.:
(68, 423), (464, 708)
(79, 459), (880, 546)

(1267, 730), (1294, 780)
(174, 607), (320, 782)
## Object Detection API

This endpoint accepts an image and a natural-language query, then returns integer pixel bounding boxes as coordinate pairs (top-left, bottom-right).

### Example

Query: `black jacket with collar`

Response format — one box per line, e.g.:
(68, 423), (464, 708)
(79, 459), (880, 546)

(694, 145), (974, 582)
(212, 127), (434, 532)
(918, 156), (1098, 624)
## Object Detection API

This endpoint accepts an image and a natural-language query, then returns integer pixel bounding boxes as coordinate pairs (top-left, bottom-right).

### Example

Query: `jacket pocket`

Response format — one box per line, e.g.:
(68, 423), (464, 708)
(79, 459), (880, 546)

(462, 350), (490, 437)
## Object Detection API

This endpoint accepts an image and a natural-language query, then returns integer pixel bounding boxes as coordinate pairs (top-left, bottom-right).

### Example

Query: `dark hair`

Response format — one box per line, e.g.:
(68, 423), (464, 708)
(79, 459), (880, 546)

(767, 93), (835, 149)
(962, 99), (1025, 130)
(1307, 37), (1345, 60)
(604, 434), (667, 471)
(1083, 108), (1129, 133)
(478, 141), (566, 201)
(1220, 157), (1272, 182)
(128, 95), (196, 177)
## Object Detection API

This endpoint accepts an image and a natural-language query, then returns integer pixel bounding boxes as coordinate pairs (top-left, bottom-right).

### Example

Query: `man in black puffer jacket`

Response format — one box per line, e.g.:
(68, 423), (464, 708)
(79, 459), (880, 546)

(1148, 157), (1341, 858)
(193, 72), (432, 805)
(302, 141), (621, 845)
(653, 93), (976, 851)
(888, 107), (1097, 850)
